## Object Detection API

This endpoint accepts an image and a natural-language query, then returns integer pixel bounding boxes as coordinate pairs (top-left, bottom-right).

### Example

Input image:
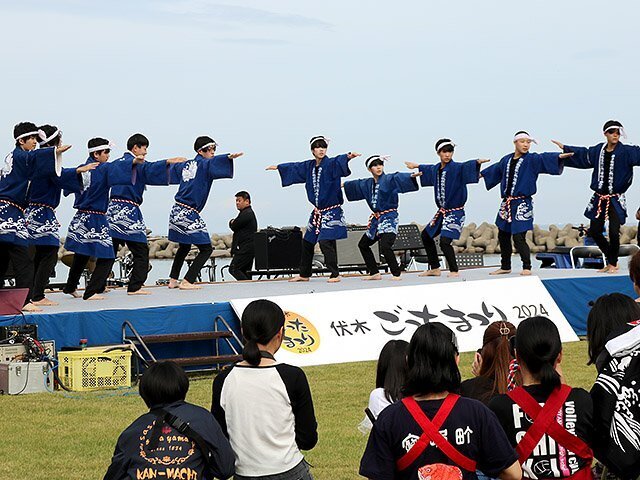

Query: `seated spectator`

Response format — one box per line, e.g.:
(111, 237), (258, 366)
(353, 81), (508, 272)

(360, 322), (521, 480)
(212, 299), (317, 480)
(359, 339), (409, 433)
(104, 361), (234, 480)
(460, 321), (519, 405)
(489, 317), (594, 479)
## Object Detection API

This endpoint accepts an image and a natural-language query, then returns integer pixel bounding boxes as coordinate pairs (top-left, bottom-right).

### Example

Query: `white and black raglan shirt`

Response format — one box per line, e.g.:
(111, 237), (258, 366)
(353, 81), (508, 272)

(211, 363), (318, 477)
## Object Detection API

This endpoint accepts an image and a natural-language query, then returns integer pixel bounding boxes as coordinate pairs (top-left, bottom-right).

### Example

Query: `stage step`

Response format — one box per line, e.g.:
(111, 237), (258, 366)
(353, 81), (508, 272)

(127, 331), (234, 344)
(163, 354), (242, 366)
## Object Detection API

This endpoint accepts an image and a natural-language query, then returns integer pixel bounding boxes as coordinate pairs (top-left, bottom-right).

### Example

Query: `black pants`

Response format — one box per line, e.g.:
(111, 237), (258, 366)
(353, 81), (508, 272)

(590, 206), (621, 266)
(31, 245), (58, 302)
(170, 242), (213, 283)
(0, 242), (34, 305)
(300, 239), (339, 278)
(63, 254), (115, 300)
(498, 229), (531, 270)
(113, 238), (149, 292)
(421, 229), (458, 272)
(358, 233), (401, 277)
(229, 250), (254, 280)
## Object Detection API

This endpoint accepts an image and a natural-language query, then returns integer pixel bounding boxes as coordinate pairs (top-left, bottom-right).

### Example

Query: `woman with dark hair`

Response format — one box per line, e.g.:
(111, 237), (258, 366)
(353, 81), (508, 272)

(212, 299), (317, 480)
(628, 250), (640, 301)
(489, 317), (595, 479)
(359, 339), (409, 433)
(360, 323), (521, 480)
(461, 321), (520, 405)
(104, 361), (235, 480)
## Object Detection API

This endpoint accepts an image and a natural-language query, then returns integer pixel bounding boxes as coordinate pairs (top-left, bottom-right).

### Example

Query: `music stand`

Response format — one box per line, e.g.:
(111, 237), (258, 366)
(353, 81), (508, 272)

(0, 289), (29, 315)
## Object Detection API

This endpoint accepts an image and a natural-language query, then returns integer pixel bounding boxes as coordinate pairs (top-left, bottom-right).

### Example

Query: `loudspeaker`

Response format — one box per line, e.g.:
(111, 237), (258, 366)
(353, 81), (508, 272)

(337, 226), (380, 266)
(254, 228), (302, 270)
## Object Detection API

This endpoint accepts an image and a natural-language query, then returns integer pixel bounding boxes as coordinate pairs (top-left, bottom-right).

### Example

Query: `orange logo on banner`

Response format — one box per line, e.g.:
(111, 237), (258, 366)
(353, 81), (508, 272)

(282, 311), (320, 354)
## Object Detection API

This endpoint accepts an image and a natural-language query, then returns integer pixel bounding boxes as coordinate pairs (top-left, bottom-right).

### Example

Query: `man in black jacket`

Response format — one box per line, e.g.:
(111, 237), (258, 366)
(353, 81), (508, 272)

(229, 191), (257, 280)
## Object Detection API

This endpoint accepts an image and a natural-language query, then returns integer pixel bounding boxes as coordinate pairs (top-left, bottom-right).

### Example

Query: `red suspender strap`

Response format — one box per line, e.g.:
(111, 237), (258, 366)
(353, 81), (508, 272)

(507, 385), (593, 465)
(396, 394), (477, 472)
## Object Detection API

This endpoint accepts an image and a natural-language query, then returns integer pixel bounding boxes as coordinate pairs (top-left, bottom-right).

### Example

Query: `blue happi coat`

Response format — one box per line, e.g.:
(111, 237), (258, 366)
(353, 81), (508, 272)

(277, 154), (351, 243)
(108, 152), (171, 243)
(563, 142), (640, 223)
(343, 172), (419, 239)
(482, 152), (563, 234)
(419, 160), (480, 240)
(0, 146), (60, 246)
(168, 154), (234, 245)
(64, 158), (136, 258)
(26, 168), (84, 246)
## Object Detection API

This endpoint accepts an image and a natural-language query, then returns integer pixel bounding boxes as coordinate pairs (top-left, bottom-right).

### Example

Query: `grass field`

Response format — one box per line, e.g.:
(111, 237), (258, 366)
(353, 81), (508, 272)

(0, 340), (597, 480)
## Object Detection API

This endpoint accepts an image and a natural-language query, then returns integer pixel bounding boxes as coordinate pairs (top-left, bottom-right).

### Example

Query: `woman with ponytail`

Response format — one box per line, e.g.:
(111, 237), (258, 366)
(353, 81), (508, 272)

(211, 299), (317, 480)
(489, 317), (595, 479)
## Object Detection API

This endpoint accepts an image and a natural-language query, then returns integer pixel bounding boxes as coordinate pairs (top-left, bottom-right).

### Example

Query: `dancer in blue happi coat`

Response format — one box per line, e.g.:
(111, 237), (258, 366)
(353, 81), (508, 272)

(482, 131), (573, 276)
(63, 138), (143, 300)
(167, 136), (243, 290)
(551, 120), (640, 273)
(26, 125), (98, 306)
(343, 155), (420, 280)
(0, 122), (73, 311)
(405, 138), (488, 278)
(108, 134), (186, 295)
(266, 136), (360, 283)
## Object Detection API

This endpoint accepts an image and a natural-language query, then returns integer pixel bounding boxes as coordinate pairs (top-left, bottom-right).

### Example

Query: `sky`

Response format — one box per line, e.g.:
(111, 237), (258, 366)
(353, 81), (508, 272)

(2, 0), (640, 235)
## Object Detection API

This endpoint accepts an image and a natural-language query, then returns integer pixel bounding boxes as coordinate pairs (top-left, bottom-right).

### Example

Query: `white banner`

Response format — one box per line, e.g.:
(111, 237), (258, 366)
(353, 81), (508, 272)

(230, 277), (579, 367)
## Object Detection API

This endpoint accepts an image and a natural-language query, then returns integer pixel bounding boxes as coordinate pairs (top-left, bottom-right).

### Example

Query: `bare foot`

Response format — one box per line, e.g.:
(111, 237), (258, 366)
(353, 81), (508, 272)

(66, 290), (82, 298)
(520, 269), (532, 276)
(448, 272), (460, 278)
(607, 265), (620, 274)
(419, 268), (441, 277)
(168, 279), (180, 289)
(85, 294), (106, 301)
(490, 269), (511, 275)
(597, 266), (609, 273)
(362, 273), (382, 281)
(327, 276), (341, 283)
(22, 303), (43, 313)
(128, 289), (151, 295)
(390, 275), (402, 281)
(288, 276), (310, 282)
(31, 298), (59, 306)
(179, 280), (202, 290)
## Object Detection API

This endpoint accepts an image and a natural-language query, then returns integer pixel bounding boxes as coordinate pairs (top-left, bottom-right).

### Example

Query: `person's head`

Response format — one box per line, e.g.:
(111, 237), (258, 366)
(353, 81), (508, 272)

(403, 323), (461, 396)
(479, 321), (517, 396)
(365, 155), (386, 177)
(235, 191), (251, 211)
(127, 133), (149, 158)
(375, 339), (409, 403)
(630, 251), (640, 297)
(603, 120), (624, 147)
(586, 293), (640, 365)
(513, 131), (536, 155)
(38, 125), (62, 148)
(87, 137), (111, 162)
(435, 138), (455, 163)
(194, 136), (217, 159)
(13, 122), (41, 150)
(241, 299), (285, 366)
(139, 361), (189, 408)
(310, 135), (329, 160)
(515, 316), (562, 389)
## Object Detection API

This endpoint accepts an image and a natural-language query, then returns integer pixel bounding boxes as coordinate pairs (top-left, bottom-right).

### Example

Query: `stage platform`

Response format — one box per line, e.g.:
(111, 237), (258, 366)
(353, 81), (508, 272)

(0, 267), (635, 359)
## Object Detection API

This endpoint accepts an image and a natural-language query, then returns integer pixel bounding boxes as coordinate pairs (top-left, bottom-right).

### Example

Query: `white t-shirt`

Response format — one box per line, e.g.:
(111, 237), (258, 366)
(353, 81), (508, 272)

(358, 388), (393, 433)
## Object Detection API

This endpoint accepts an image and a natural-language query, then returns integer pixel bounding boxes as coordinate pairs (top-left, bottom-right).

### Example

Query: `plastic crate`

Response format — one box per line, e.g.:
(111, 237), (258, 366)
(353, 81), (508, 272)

(57, 346), (132, 392)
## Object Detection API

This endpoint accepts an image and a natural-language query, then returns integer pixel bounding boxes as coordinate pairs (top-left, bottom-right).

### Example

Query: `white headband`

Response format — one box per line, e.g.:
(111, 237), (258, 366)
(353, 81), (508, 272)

(15, 129), (46, 141)
(39, 129), (61, 145)
(199, 141), (218, 151)
(310, 136), (331, 146)
(604, 125), (627, 139)
(87, 141), (114, 153)
(365, 155), (391, 168)
(436, 141), (456, 152)
(513, 133), (538, 144)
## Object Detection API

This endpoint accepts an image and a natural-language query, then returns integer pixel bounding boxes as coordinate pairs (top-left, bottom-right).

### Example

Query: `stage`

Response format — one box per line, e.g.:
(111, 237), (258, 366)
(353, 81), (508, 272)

(0, 267), (635, 362)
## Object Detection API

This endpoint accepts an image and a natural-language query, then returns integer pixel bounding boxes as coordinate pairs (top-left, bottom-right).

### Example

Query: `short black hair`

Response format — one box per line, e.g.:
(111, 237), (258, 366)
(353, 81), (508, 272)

(127, 133), (149, 151)
(194, 136), (216, 152)
(139, 361), (189, 408)
(435, 138), (454, 153)
(310, 137), (328, 150)
(241, 299), (285, 366)
(87, 137), (110, 159)
(376, 340), (409, 403)
(515, 316), (562, 390)
(367, 158), (384, 169)
(38, 125), (61, 148)
(603, 120), (623, 132)
(514, 130), (529, 137)
(403, 323), (461, 396)
(13, 122), (38, 146)
(235, 191), (251, 201)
